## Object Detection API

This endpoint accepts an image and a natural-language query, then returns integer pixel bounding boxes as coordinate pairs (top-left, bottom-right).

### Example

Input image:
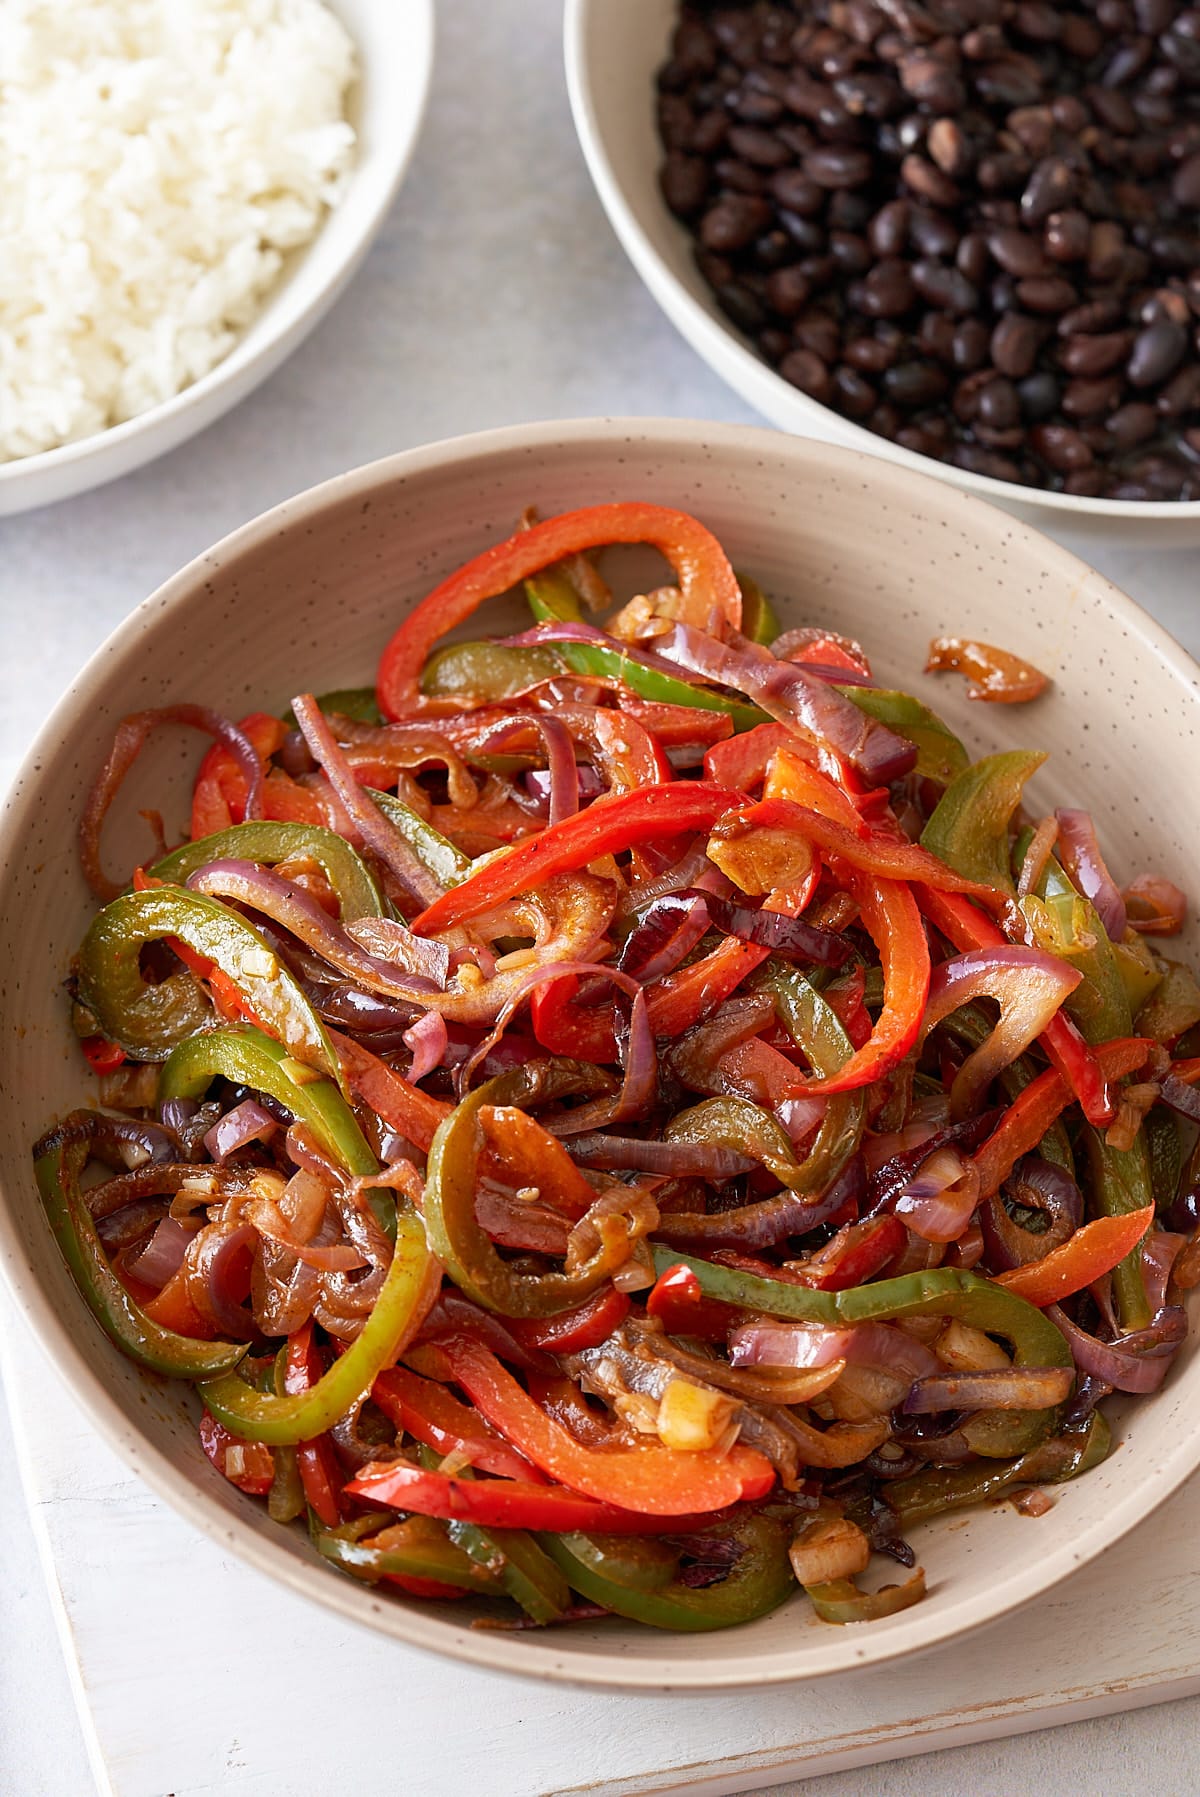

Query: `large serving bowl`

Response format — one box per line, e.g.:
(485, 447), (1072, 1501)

(0, 0), (434, 517)
(1, 418), (1197, 1689)
(564, 0), (1200, 547)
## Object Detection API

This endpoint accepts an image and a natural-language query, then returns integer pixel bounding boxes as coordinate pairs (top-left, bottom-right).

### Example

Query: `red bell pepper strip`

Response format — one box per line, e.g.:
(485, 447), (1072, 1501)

(705, 723), (813, 792)
(330, 1029), (450, 1153)
(530, 973), (620, 1063)
(793, 1215), (908, 1290)
(716, 1035), (808, 1108)
(426, 1332), (774, 1512)
(1170, 1057), (1200, 1085)
(141, 1263), (221, 1340)
(285, 1323), (343, 1528)
(345, 1458), (744, 1535)
(823, 964), (872, 1049)
(645, 1261), (739, 1341)
(80, 1034), (127, 1075)
(410, 783), (743, 936)
(507, 1287), (631, 1355)
(479, 1102), (601, 1219)
(971, 1036), (1152, 1198)
(130, 867), (269, 1031)
(743, 796), (1002, 903)
(916, 885), (1115, 1127)
(761, 744), (874, 831)
(372, 1366), (546, 1482)
(994, 1207), (1155, 1307)
(786, 867), (929, 1096)
(645, 936), (770, 1039)
(199, 1409), (274, 1496)
(617, 697), (734, 747)
(377, 503), (743, 717)
(191, 712), (286, 839)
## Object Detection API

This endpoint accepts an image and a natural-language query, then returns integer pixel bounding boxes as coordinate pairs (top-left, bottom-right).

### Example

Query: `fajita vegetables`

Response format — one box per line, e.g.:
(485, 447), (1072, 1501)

(36, 502), (1200, 1632)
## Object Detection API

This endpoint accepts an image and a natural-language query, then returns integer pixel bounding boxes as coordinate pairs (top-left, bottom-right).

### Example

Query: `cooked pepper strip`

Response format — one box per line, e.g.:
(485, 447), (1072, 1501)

(33, 1132), (249, 1378)
(837, 688), (968, 786)
(314, 1512), (505, 1594)
(198, 1211), (437, 1445)
(372, 1367), (546, 1482)
(970, 1036), (1151, 1198)
(743, 794), (1004, 903)
(149, 821), (384, 920)
(426, 1332), (776, 1512)
(926, 637), (1050, 704)
(378, 503), (743, 716)
(285, 1323), (344, 1528)
(369, 788), (473, 890)
(421, 640), (567, 702)
(995, 1208), (1154, 1307)
(409, 783), (742, 937)
(803, 1569), (926, 1624)
(886, 1411), (1110, 1528)
(540, 1515), (795, 1631)
(160, 1025), (377, 1177)
(78, 886), (337, 1074)
(921, 750), (1047, 897)
(422, 1061), (644, 1317)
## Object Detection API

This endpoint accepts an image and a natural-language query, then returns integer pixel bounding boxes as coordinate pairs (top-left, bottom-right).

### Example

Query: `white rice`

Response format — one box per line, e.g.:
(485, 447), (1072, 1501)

(0, 0), (357, 462)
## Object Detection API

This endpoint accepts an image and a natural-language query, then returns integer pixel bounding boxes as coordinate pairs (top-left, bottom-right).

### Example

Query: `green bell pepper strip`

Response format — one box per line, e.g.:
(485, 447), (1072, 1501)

(758, 963), (866, 1195)
(803, 1568), (926, 1624)
(1136, 958), (1200, 1043)
(837, 688), (969, 787)
(540, 1515), (795, 1631)
(737, 573), (780, 646)
(313, 1512), (506, 1594)
(148, 821), (384, 922)
(1145, 1108), (1183, 1215)
(423, 1060), (627, 1318)
(33, 1133), (249, 1379)
(413, 1448), (571, 1623)
(197, 1210), (435, 1445)
(1111, 932), (1164, 1018)
(886, 1410), (1111, 1529)
(921, 750), (1047, 897)
(420, 640), (567, 702)
(651, 1252), (1073, 1457)
(368, 788), (472, 891)
(77, 886), (338, 1075)
(159, 1025), (377, 1178)
(1082, 1128), (1153, 1330)
(665, 1096), (811, 1191)
(558, 1533), (681, 1592)
(525, 566), (765, 733)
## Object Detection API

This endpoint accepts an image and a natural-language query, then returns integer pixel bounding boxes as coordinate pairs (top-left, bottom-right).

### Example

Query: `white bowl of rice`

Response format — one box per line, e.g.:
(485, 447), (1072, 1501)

(0, 0), (435, 516)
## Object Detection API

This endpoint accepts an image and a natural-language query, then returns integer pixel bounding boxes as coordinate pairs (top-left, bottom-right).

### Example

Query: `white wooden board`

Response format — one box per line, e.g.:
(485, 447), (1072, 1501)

(4, 1306), (1199, 1797)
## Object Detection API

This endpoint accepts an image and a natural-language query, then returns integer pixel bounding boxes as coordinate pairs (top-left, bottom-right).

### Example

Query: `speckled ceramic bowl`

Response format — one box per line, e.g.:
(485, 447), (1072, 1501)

(565, 0), (1200, 546)
(1, 418), (1197, 1689)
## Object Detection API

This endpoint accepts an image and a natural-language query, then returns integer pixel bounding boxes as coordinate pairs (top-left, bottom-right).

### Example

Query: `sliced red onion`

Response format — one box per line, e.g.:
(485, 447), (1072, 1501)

(1123, 873), (1187, 936)
(554, 988), (656, 1134)
(980, 1156), (1082, 1271)
(568, 1134), (758, 1178)
(291, 694), (444, 907)
(653, 1182), (852, 1250)
(1047, 1301), (1185, 1393)
(1141, 1230), (1186, 1315)
(96, 1198), (172, 1253)
(418, 1291), (554, 1375)
(703, 893), (852, 968)
(128, 1216), (198, 1289)
(616, 891), (712, 981)
(202, 1098), (278, 1163)
(773, 626), (871, 676)
(616, 843), (713, 918)
(894, 1146), (981, 1243)
(402, 1011), (449, 1083)
(655, 624), (915, 785)
(921, 946), (1081, 1119)
(306, 980), (418, 1042)
(79, 703), (264, 901)
(527, 764), (604, 810)
(865, 1112), (998, 1216)
(502, 622), (709, 683)
(1160, 1074), (1200, 1125)
(777, 1095), (827, 1146)
(456, 958), (638, 1091)
(478, 713), (579, 827)
(188, 1222), (257, 1340)
(730, 1318), (939, 1380)
(903, 1366), (1074, 1414)
(188, 859), (447, 996)
(1055, 809), (1127, 941)
(344, 917), (451, 985)
(82, 1115), (179, 1173)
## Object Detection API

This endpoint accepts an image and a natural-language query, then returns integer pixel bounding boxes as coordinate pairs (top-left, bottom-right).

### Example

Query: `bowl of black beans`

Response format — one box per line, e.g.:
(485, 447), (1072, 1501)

(565, 0), (1200, 536)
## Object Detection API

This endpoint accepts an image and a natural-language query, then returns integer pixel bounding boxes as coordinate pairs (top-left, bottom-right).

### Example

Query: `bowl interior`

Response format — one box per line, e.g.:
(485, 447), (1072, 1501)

(2, 419), (1198, 1688)
(565, 0), (1200, 540)
(0, 0), (434, 513)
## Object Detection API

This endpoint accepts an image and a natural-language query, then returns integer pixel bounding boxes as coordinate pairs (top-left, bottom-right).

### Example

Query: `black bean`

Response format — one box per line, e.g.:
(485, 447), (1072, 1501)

(1017, 370), (1062, 418)
(1158, 364), (1200, 415)
(987, 227), (1048, 277)
(885, 360), (951, 406)
(834, 70), (905, 118)
(1128, 319), (1188, 386)
(901, 153), (961, 206)
(716, 281), (769, 333)
(975, 60), (1044, 107)
(869, 199), (910, 256)
(1150, 231), (1200, 272)
(770, 168), (825, 214)
(1061, 374), (1124, 417)
(949, 442), (1024, 481)
(778, 211), (826, 252)
(899, 52), (966, 111)
(715, 157), (768, 196)
(991, 311), (1044, 376)
(829, 190), (873, 231)
(911, 259), (978, 311)
(765, 265), (814, 317)
(780, 347), (834, 402)
(1006, 104), (1057, 157)
(1058, 331), (1133, 376)
(851, 258), (917, 316)
(927, 117), (972, 176)
(977, 376), (1021, 428)
(830, 230), (873, 273)
(978, 151), (1033, 193)
(1058, 297), (1125, 337)
(1044, 210), (1091, 263)
(832, 365), (878, 415)
(804, 145), (874, 187)
(1014, 3), (1062, 42)
(1016, 276), (1078, 313)
(661, 154), (711, 219)
(952, 317), (991, 369)
(728, 125), (793, 168)
(844, 333), (898, 372)
(752, 228), (797, 270)
(794, 313), (842, 362)
(956, 231), (990, 283)
(1106, 401), (1160, 448)
(908, 206), (960, 258)
(699, 194), (772, 252)
(1021, 159), (1078, 224)
(1088, 87), (1139, 135)
(918, 311), (958, 360)
(1031, 423), (1095, 470)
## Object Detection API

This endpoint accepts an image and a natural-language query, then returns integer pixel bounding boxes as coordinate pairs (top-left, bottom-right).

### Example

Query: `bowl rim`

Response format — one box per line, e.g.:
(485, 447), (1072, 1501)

(4, 415), (1200, 1689)
(0, 0), (436, 499)
(562, 0), (1200, 525)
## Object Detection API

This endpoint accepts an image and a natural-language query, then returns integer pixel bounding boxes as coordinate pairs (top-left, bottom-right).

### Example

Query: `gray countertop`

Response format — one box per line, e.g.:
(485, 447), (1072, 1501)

(2, 3), (1199, 1792)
